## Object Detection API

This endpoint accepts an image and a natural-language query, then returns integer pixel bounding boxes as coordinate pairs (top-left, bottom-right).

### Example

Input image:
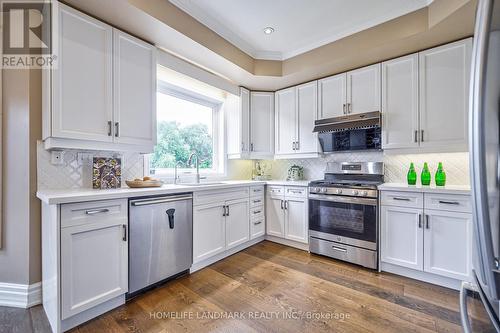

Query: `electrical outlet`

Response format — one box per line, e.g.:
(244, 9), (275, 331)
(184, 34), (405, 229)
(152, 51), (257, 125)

(51, 151), (64, 165)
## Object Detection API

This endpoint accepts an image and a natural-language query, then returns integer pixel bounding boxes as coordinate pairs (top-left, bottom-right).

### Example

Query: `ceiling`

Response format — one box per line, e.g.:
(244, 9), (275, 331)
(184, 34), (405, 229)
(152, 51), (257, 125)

(169, 0), (433, 60)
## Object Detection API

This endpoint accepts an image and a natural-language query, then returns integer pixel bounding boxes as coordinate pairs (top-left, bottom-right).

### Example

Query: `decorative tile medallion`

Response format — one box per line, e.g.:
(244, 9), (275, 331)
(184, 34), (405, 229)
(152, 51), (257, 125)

(92, 157), (122, 189)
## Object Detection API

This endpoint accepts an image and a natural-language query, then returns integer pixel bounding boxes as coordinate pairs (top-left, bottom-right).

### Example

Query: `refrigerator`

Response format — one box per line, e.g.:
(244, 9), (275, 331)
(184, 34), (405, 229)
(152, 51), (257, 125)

(463, 0), (500, 331)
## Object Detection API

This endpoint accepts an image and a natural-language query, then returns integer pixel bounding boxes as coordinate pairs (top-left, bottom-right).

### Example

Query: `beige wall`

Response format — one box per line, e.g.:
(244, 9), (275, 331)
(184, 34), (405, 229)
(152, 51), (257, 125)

(0, 68), (41, 285)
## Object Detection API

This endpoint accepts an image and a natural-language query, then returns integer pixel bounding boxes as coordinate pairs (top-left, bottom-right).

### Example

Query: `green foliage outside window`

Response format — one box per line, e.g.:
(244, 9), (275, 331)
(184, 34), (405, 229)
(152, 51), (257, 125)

(150, 121), (213, 169)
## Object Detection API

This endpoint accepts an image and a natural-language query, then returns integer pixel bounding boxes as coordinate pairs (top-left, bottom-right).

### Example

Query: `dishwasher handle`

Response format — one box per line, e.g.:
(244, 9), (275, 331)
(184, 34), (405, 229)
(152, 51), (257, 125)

(130, 194), (192, 206)
(166, 209), (175, 229)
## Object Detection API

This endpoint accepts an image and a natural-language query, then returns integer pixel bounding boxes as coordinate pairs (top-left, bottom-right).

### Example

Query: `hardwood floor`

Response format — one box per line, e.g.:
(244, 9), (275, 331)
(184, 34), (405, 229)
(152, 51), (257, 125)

(0, 241), (494, 332)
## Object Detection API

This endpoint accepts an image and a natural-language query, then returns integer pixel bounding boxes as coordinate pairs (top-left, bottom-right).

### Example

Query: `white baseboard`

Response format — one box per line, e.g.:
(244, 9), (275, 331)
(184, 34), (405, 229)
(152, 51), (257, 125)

(265, 235), (309, 251)
(0, 281), (42, 308)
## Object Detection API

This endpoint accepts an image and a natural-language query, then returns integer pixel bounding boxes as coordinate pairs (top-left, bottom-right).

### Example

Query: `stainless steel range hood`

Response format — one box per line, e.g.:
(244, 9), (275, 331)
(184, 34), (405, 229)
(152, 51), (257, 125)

(313, 111), (381, 133)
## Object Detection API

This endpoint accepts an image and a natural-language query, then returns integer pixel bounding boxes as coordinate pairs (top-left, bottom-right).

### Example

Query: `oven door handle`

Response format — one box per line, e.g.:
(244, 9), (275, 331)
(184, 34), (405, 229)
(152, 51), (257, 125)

(308, 193), (377, 206)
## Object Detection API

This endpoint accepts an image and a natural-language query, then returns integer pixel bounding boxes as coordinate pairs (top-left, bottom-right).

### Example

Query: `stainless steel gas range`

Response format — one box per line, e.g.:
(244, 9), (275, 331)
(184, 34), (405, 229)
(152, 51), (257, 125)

(308, 162), (384, 269)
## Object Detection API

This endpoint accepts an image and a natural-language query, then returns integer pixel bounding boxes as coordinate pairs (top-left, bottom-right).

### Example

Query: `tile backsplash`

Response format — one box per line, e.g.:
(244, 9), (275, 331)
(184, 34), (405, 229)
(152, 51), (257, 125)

(38, 138), (470, 190)
(255, 151), (470, 186)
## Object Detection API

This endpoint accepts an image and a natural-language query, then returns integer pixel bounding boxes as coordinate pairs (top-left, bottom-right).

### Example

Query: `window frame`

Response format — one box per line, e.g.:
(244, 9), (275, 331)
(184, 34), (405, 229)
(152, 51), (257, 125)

(144, 81), (225, 180)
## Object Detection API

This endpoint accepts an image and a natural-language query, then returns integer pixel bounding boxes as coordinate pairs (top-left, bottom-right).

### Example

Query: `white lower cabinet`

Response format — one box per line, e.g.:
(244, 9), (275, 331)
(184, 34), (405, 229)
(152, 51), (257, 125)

(266, 186), (308, 245)
(61, 221), (128, 319)
(423, 209), (472, 281)
(193, 203), (226, 262)
(192, 186), (264, 268)
(380, 206), (423, 270)
(380, 190), (472, 288)
(225, 198), (250, 249)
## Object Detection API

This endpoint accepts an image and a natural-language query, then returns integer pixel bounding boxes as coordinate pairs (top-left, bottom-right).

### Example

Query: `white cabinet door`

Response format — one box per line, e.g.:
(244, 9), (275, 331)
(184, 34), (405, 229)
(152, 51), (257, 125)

(226, 93), (242, 157)
(346, 64), (381, 114)
(318, 73), (346, 119)
(193, 203), (226, 263)
(225, 199), (250, 249)
(61, 221), (127, 319)
(241, 87), (251, 154)
(275, 88), (296, 155)
(266, 196), (285, 237)
(113, 29), (156, 147)
(382, 54), (420, 149)
(250, 92), (274, 157)
(296, 81), (319, 154)
(380, 206), (423, 270)
(52, 4), (113, 142)
(285, 198), (308, 243)
(423, 209), (472, 281)
(419, 38), (472, 149)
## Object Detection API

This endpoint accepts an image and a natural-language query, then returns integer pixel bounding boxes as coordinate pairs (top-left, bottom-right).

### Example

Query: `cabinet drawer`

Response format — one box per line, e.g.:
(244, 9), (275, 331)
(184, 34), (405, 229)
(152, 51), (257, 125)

(250, 196), (264, 208)
(250, 185), (265, 197)
(424, 193), (472, 213)
(267, 186), (284, 196)
(285, 186), (307, 198)
(380, 191), (423, 208)
(250, 205), (265, 221)
(250, 218), (265, 239)
(194, 187), (249, 206)
(61, 199), (128, 228)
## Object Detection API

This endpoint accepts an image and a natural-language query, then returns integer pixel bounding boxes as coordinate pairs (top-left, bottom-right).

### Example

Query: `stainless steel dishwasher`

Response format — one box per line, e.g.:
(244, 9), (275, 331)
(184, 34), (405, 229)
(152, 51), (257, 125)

(128, 193), (192, 297)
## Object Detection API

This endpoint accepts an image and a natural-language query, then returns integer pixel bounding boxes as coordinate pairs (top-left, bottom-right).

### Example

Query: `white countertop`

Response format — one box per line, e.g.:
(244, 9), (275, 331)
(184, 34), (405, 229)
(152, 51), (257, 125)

(378, 183), (471, 195)
(36, 179), (310, 205)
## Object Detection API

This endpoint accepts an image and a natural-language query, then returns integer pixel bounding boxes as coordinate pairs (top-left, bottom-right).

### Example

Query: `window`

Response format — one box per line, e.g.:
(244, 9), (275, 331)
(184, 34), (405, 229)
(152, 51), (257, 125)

(147, 81), (224, 178)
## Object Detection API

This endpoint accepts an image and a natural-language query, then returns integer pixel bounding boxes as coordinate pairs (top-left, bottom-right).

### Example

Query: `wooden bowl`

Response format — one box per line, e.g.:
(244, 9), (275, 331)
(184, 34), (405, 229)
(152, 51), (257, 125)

(125, 180), (163, 188)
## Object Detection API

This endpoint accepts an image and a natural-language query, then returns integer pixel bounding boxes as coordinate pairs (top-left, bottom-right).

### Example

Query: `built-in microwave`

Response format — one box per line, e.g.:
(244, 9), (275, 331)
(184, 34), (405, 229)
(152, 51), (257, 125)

(313, 111), (381, 153)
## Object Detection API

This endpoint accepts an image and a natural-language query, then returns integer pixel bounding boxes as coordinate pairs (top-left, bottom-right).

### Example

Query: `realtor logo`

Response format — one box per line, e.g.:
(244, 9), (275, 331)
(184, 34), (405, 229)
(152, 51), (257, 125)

(1, 0), (56, 68)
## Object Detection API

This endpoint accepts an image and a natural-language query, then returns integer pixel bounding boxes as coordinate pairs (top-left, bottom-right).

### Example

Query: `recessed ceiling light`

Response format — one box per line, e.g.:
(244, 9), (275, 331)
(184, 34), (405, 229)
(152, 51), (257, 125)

(263, 27), (275, 35)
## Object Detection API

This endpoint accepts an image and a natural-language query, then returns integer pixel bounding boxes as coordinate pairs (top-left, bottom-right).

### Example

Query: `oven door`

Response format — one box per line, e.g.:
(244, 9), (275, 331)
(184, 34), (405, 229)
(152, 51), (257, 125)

(308, 194), (378, 250)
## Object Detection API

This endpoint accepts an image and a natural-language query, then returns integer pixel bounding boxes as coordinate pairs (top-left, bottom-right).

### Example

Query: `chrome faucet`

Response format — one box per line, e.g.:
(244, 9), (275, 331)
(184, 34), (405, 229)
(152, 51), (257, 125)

(187, 152), (201, 184)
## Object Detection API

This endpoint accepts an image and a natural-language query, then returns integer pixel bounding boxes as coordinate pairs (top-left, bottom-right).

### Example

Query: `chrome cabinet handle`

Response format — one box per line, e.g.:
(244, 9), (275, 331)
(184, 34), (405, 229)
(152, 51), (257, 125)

(343, 104), (346, 114)
(425, 214), (430, 229)
(414, 130), (418, 143)
(421, 129), (424, 142)
(226, 205), (230, 216)
(241, 142), (244, 151)
(222, 205), (227, 217)
(122, 225), (127, 242)
(115, 122), (119, 137)
(393, 197), (411, 201)
(108, 121), (112, 136)
(347, 103), (352, 113)
(332, 246), (347, 253)
(253, 210), (262, 214)
(295, 141), (300, 150)
(254, 221), (262, 225)
(250, 143), (254, 151)
(438, 200), (460, 205)
(284, 200), (288, 210)
(85, 208), (110, 215)
(253, 199), (261, 203)
(418, 214), (422, 228)
(280, 200), (284, 210)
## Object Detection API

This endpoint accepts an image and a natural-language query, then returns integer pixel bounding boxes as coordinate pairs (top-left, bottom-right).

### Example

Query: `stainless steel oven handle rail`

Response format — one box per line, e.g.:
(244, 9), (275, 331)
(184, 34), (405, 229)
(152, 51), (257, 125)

(308, 193), (377, 206)
(130, 194), (192, 206)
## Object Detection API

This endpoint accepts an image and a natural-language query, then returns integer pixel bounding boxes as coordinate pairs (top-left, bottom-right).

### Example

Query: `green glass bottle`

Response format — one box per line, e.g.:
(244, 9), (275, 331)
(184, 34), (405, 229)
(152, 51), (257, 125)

(407, 162), (417, 185)
(435, 162), (446, 186)
(421, 162), (431, 186)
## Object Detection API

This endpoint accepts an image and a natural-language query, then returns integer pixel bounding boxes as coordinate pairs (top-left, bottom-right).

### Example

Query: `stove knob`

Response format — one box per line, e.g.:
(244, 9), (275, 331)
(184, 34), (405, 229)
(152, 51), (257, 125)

(313, 187), (320, 193)
(321, 188), (328, 193)
(353, 190), (359, 196)
(336, 189), (342, 194)
(362, 191), (369, 196)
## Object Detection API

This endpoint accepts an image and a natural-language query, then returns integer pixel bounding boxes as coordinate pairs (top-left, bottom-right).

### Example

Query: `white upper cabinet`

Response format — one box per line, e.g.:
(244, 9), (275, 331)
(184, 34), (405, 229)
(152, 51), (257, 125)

(43, 3), (156, 152)
(52, 4), (113, 143)
(346, 64), (381, 114)
(113, 29), (156, 147)
(318, 73), (346, 119)
(419, 39), (472, 150)
(227, 87), (250, 159)
(250, 92), (275, 158)
(381, 54), (419, 149)
(275, 82), (320, 158)
(296, 81), (319, 154)
(275, 87), (296, 155)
